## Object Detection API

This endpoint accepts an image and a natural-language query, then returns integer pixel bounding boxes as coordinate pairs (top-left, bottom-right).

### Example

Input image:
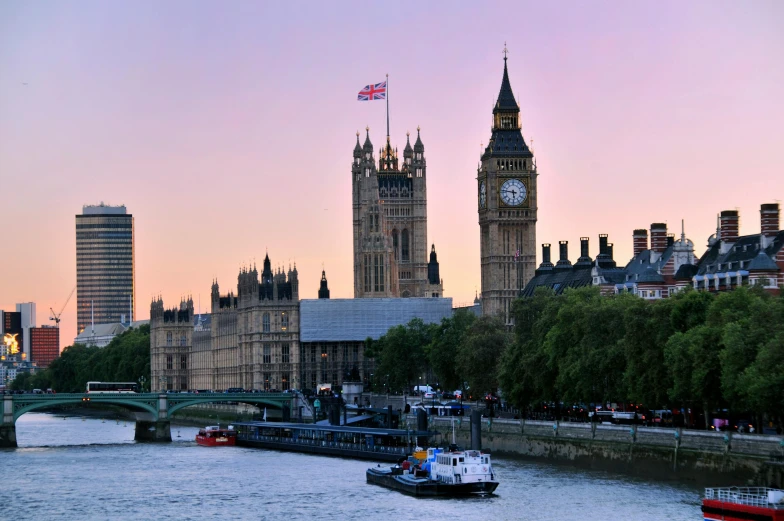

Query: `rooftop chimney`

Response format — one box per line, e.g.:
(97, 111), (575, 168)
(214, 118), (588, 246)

(595, 234), (617, 268)
(650, 223), (668, 253)
(555, 241), (571, 268)
(599, 234), (609, 256)
(667, 234), (675, 248)
(537, 243), (554, 273)
(720, 210), (739, 242)
(575, 237), (592, 266)
(761, 203), (780, 238)
(632, 229), (648, 256)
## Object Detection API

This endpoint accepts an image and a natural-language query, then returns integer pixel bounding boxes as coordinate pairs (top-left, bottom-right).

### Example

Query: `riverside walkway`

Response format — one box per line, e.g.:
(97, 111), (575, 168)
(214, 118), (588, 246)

(1, 392), (293, 447)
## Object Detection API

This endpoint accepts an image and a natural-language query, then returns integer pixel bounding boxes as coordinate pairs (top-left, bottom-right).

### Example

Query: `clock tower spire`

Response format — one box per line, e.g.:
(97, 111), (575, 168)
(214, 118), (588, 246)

(477, 49), (538, 323)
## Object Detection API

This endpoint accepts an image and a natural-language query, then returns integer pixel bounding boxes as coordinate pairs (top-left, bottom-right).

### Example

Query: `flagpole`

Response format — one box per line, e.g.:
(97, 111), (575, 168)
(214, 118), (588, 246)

(386, 73), (389, 139)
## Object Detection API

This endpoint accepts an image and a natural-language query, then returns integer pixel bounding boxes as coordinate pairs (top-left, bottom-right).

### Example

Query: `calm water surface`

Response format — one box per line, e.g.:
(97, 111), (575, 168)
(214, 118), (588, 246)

(3, 413), (702, 520)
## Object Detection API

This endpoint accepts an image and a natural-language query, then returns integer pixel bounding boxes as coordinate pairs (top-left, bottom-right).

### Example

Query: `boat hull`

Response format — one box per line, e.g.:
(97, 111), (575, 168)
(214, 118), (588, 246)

(196, 435), (236, 447)
(366, 467), (499, 497)
(702, 499), (784, 521)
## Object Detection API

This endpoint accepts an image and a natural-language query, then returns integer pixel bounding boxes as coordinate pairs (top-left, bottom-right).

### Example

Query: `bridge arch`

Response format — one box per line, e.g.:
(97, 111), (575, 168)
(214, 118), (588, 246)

(166, 395), (292, 417)
(12, 394), (159, 423)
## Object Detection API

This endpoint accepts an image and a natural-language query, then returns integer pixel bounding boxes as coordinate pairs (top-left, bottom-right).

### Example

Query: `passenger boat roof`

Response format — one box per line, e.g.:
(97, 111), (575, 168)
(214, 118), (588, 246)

(233, 421), (431, 437)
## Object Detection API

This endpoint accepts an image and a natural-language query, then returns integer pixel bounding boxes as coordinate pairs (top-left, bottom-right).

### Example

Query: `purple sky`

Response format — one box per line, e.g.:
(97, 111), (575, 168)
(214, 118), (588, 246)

(1, 1), (783, 347)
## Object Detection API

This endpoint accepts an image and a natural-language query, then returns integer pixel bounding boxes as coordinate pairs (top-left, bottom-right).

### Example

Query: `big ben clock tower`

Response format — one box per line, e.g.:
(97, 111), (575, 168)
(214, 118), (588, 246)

(478, 50), (538, 323)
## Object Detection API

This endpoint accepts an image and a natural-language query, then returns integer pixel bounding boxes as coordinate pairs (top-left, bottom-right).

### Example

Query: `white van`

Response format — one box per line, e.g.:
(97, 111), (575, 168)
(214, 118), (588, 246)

(413, 385), (433, 395)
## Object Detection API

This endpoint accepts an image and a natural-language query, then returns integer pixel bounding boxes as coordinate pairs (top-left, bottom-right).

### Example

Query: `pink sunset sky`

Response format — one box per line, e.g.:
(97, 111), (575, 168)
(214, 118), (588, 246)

(1, 1), (783, 349)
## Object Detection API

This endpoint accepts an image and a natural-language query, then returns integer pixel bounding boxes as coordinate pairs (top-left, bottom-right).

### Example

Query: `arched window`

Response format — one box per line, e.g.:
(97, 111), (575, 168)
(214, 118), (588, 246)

(281, 312), (288, 331)
(166, 332), (172, 346)
(392, 229), (399, 260)
(263, 313), (270, 333)
(402, 229), (410, 261)
(180, 334), (186, 346)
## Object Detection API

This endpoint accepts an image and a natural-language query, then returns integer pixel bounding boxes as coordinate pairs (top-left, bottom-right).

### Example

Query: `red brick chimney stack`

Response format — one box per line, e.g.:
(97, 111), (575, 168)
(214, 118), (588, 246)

(632, 229), (648, 256)
(760, 203), (780, 238)
(650, 223), (668, 253)
(720, 210), (739, 242)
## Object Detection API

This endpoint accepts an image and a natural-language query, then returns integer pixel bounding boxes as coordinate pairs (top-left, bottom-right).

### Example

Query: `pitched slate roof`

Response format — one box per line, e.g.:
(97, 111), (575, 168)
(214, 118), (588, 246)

(635, 266), (665, 284)
(674, 263), (699, 280)
(623, 246), (674, 278)
(747, 251), (779, 271)
(520, 265), (593, 297)
(697, 233), (781, 275)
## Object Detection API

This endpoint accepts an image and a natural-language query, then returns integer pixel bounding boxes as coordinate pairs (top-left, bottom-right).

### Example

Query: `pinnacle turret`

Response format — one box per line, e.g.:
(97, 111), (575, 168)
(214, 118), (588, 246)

(414, 126), (424, 152)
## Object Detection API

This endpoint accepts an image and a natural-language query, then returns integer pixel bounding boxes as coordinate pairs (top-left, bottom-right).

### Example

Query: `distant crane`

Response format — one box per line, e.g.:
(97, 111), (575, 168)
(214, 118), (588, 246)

(50, 285), (76, 327)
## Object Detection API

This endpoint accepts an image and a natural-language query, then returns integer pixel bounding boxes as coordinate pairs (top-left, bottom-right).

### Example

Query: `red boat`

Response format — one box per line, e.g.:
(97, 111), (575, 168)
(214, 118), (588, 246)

(703, 487), (784, 520)
(196, 426), (237, 447)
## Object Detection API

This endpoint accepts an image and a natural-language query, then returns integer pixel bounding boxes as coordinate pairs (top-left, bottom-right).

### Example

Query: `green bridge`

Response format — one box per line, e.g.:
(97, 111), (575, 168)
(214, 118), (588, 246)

(1, 392), (293, 447)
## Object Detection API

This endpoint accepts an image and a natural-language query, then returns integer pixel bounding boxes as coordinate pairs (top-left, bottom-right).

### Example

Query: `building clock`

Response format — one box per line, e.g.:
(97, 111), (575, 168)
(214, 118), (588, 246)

(500, 178), (527, 206)
(479, 180), (486, 209)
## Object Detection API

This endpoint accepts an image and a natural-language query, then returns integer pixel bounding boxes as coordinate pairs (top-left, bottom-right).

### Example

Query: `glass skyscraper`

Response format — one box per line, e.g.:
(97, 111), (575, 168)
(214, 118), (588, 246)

(75, 204), (135, 335)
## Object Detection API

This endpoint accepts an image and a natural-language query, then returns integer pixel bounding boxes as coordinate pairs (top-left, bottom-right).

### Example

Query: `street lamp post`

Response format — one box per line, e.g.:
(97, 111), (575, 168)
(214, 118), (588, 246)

(139, 375), (146, 393)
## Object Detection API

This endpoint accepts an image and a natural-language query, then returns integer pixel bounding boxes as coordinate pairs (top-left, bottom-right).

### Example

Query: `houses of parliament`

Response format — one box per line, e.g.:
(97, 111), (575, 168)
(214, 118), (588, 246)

(150, 56), (533, 392)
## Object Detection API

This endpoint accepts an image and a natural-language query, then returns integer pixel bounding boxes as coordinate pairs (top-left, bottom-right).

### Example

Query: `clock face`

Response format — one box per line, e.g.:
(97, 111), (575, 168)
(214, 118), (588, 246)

(479, 181), (486, 208)
(500, 179), (527, 206)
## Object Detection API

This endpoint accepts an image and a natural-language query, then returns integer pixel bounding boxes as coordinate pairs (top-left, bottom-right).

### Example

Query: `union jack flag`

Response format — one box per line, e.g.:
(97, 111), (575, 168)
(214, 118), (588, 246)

(357, 81), (387, 101)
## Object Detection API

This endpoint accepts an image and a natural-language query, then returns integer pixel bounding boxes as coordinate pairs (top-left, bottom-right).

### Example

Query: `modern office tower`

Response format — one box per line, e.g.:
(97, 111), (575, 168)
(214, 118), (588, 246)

(30, 326), (60, 367)
(76, 203), (135, 335)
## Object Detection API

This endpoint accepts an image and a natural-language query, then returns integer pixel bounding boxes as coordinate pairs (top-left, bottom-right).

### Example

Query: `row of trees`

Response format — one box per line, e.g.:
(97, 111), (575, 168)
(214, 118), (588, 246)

(368, 287), (784, 427)
(365, 309), (509, 398)
(501, 286), (783, 427)
(10, 324), (151, 393)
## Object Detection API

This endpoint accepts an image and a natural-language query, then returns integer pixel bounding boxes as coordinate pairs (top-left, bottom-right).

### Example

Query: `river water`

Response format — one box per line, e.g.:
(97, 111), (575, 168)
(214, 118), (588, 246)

(3, 413), (703, 520)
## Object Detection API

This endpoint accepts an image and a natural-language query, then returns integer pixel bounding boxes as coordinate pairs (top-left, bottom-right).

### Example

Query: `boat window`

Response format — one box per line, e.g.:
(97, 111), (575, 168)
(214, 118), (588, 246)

(453, 459), (457, 466)
(459, 457), (464, 462)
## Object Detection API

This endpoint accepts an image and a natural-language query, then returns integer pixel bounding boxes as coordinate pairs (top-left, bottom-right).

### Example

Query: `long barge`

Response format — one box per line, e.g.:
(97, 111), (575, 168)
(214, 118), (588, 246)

(233, 421), (431, 462)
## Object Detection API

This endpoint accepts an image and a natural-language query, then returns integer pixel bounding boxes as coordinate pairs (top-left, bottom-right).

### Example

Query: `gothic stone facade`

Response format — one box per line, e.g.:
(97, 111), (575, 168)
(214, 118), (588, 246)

(352, 128), (443, 298)
(478, 56), (538, 323)
(150, 254), (300, 392)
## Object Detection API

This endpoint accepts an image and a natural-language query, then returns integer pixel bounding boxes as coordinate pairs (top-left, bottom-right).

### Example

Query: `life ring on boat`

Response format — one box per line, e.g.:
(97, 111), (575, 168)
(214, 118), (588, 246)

(482, 466), (488, 472)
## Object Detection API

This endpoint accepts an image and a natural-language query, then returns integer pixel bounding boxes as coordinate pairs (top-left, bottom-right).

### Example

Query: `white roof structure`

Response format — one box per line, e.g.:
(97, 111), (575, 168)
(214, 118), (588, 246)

(73, 320), (149, 347)
(300, 298), (453, 342)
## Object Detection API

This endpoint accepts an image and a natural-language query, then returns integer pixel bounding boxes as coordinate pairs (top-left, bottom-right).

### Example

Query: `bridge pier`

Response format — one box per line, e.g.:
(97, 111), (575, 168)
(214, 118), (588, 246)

(134, 420), (172, 442)
(2, 395), (17, 448)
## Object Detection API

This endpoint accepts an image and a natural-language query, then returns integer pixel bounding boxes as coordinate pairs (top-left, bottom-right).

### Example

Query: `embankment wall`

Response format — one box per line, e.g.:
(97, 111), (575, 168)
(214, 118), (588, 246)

(413, 416), (784, 487)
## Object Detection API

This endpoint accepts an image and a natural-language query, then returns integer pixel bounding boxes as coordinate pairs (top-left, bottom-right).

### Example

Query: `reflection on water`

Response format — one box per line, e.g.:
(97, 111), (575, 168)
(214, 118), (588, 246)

(5, 413), (702, 521)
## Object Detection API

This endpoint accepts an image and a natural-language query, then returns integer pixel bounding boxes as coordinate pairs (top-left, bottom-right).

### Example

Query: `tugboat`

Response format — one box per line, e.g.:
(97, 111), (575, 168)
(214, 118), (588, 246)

(366, 446), (499, 497)
(196, 425), (237, 447)
(702, 487), (784, 520)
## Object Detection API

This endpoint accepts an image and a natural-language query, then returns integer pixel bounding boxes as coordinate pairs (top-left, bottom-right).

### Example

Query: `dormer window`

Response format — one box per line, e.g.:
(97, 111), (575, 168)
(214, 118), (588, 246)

(365, 152), (370, 160)
(365, 168), (370, 178)
(416, 168), (422, 178)
(416, 153), (422, 160)
(355, 158), (360, 165)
